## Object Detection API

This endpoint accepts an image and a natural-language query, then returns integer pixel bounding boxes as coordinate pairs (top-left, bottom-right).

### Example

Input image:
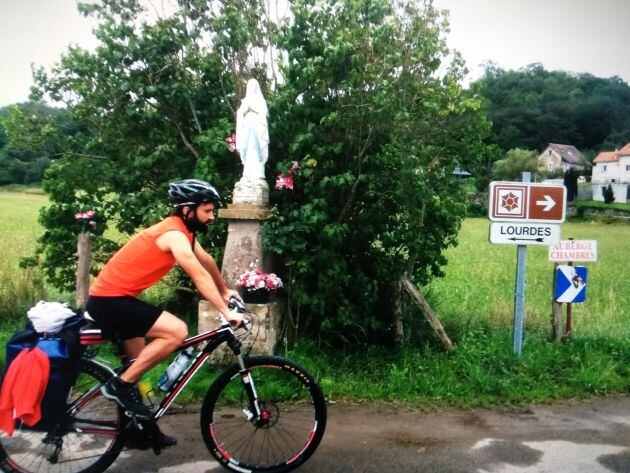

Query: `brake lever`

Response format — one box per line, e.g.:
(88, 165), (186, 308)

(228, 295), (246, 313)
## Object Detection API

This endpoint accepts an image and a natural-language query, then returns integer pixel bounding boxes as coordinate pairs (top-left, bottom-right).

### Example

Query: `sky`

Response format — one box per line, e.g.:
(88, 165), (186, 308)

(1, 0), (629, 107)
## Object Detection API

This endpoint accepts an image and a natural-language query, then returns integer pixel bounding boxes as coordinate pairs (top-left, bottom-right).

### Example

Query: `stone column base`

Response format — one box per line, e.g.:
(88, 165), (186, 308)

(198, 300), (282, 365)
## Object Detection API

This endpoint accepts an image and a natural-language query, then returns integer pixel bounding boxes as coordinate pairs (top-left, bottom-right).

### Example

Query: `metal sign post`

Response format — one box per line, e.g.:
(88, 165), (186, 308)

(488, 176), (567, 356)
(512, 172), (530, 356)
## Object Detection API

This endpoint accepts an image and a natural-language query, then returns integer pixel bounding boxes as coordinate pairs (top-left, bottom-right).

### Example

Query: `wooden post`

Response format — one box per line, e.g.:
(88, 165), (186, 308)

(401, 276), (454, 351)
(551, 262), (563, 342)
(393, 279), (404, 347)
(564, 261), (574, 341)
(75, 232), (91, 310)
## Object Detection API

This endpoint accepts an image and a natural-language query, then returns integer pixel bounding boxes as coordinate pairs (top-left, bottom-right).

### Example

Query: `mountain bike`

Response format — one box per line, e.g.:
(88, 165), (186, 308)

(0, 298), (326, 473)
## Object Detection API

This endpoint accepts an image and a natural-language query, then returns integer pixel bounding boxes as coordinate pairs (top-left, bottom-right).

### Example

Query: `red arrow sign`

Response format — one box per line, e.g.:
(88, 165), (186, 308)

(489, 182), (566, 223)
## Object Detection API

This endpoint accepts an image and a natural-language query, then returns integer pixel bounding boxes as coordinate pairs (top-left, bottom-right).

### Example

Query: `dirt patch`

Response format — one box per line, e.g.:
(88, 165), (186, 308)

(459, 411), (489, 428)
(386, 430), (439, 448)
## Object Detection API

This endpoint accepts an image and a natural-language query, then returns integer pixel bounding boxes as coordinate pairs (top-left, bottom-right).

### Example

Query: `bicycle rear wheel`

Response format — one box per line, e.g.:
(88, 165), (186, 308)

(0, 358), (126, 473)
(201, 356), (326, 473)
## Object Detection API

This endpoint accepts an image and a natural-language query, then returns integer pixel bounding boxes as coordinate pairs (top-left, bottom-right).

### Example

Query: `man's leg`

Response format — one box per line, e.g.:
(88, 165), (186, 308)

(123, 338), (145, 360)
(120, 329), (180, 450)
(120, 311), (188, 384)
(101, 311), (187, 418)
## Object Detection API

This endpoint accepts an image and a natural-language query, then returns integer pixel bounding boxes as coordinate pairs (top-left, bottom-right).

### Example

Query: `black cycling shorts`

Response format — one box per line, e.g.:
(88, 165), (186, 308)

(85, 296), (162, 340)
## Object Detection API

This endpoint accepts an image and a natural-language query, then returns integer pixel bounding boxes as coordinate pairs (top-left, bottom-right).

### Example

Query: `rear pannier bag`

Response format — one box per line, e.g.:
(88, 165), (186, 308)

(4, 314), (86, 432)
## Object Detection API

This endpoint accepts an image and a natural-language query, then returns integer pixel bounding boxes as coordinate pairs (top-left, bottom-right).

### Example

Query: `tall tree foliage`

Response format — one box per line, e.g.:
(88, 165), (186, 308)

(491, 148), (538, 181)
(0, 103), (75, 184)
(262, 0), (490, 342)
(24, 0), (249, 290)
(474, 63), (630, 154)
(17, 0), (490, 343)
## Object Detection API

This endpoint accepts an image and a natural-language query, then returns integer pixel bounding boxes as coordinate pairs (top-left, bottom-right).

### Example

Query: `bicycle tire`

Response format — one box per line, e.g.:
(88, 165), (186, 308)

(0, 358), (126, 473)
(201, 356), (326, 473)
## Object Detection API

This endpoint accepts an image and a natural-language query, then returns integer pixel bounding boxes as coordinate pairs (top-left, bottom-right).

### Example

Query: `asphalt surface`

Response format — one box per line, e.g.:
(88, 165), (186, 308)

(107, 396), (630, 473)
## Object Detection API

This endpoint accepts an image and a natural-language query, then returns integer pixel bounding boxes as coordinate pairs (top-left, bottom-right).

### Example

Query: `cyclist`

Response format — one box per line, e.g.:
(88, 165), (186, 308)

(86, 179), (243, 444)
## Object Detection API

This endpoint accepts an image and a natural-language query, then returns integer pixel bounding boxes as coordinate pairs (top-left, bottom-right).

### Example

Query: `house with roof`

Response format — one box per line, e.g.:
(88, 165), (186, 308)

(591, 143), (630, 203)
(537, 143), (586, 173)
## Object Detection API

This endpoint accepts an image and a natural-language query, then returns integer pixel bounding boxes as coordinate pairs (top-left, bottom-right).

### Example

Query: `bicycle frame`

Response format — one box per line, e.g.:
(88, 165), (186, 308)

(152, 324), (242, 419)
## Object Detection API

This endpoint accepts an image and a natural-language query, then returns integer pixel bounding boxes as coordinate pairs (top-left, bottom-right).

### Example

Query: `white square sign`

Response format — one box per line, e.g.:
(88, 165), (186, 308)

(493, 185), (527, 219)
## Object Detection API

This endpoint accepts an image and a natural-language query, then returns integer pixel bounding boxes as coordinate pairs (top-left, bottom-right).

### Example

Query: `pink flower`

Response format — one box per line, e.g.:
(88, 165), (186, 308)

(275, 174), (287, 190)
(225, 134), (237, 153)
(275, 173), (294, 190)
(74, 210), (96, 220)
(290, 161), (301, 170)
(236, 268), (283, 292)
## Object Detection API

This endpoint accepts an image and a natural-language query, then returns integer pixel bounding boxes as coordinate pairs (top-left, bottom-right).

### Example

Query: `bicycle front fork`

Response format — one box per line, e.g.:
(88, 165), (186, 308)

(236, 354), (267, 424)
(227, 334), (267, 425)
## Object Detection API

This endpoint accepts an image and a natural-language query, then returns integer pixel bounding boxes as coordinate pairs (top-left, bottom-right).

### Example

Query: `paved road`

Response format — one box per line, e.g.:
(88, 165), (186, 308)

(108, 396), (630, 473)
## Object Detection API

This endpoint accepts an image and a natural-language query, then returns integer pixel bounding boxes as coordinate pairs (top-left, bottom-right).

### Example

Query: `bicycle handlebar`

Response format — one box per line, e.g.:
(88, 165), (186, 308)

(218, 296), (252, 331)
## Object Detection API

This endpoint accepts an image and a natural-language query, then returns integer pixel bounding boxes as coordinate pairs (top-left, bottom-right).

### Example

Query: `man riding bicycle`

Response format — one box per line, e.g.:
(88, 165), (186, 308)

(86, 179), (243, 445)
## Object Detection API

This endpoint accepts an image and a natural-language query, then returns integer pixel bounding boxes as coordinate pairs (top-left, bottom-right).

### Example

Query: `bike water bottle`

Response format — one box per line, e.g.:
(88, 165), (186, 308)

(158, 347), (194, 391)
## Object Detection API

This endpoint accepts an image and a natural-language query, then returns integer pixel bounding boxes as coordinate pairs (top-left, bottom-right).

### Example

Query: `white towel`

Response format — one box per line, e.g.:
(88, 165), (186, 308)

(27, 301), (76, 333)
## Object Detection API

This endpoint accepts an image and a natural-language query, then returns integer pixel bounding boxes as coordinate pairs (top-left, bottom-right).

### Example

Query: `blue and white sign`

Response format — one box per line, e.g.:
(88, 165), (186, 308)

(555, 266), (587, 303)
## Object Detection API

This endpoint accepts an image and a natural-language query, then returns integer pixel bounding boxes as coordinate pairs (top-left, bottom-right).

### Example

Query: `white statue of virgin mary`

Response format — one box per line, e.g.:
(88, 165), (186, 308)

(236, 79), (269, 181)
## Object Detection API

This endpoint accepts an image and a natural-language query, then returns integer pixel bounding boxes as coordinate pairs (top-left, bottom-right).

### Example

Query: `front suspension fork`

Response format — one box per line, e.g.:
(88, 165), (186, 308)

(228, 336), (264, 422)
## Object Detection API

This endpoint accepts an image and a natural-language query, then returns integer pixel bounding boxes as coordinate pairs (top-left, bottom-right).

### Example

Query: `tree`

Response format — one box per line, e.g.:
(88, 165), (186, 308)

(18, 0), (251, 291)
(0, 103), (74, 184)
(261, 0), (490, 342)
(473, 64), (630, 154)
(492, 148), (538, 181)
(563, 169), (578, 202)
(603, 184), (615, 204)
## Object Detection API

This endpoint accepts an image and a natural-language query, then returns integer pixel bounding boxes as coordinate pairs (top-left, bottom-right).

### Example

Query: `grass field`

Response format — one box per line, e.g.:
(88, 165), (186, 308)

(0, 187), (47, 270)
(428, 218), (629, 340)
(1, 186), (628, 406)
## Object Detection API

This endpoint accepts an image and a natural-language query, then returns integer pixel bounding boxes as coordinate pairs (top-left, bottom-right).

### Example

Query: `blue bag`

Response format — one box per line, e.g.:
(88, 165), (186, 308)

(4, 314), (86, 431)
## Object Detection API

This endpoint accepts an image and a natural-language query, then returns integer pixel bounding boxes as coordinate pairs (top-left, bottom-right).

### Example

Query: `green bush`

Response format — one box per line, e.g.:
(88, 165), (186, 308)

(603, 184), (615, 204)
(466, 200), (487, 217)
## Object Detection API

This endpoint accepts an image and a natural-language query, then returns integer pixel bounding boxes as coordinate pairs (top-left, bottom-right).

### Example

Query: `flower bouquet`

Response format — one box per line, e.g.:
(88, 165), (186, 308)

(236, 268), (283, 303)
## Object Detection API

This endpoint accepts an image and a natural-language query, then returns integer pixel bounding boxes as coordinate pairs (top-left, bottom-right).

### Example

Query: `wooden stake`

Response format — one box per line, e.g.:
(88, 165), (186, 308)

(551, 262), (563, 342)
(75, 232), (91, 310)
(401, 276), (454, 351)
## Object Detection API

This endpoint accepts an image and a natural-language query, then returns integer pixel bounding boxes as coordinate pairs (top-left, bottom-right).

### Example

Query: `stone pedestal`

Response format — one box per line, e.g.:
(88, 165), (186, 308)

(218, 179), (270, 287)
(198, 177), (282, 361)
(198, 300), (282, 365)
(218, 204), (270, 287)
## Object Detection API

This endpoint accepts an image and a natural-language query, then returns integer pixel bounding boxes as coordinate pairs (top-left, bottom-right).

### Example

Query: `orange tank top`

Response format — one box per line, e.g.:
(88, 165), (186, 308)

(89, 216), (193, 297)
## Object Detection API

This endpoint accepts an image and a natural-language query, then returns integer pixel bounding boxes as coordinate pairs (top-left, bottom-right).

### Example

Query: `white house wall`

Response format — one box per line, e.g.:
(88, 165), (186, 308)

(592, 156), (630, 203)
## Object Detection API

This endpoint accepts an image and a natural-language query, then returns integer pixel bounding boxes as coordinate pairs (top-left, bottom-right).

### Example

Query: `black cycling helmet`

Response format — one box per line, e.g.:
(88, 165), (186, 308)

(168, 179), (220, 208)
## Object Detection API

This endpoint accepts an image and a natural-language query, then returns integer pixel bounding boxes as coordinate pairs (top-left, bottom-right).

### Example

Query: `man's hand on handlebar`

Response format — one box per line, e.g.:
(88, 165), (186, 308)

(224, 295), (251, 329)
(226, 310), (245, 327)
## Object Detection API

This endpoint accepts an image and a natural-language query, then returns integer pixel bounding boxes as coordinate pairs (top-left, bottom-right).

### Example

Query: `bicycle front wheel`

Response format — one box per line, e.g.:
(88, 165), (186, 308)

(0, 358), (126, 473)
(201, 356), (326, 473)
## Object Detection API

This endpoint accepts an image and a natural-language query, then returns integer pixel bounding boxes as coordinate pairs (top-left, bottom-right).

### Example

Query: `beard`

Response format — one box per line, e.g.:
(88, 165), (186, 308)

(183, 212), (209, 233)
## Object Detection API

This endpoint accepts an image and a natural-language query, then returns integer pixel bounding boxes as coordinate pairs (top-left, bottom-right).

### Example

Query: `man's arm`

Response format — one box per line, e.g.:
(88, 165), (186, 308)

(193, 242), (230, 297)
(155, 231), (240, 323)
